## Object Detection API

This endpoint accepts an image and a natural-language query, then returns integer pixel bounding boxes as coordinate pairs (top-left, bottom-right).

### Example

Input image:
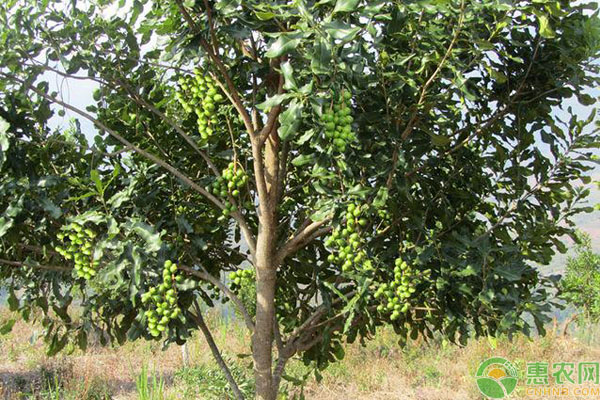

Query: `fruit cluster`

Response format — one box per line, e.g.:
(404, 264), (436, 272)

(229, 268), (255, 289)
(175, 69), (225, 140)
(55, 224), (98, 280)
(209, 162), (248, 216)
(141, 260), (183, 337)
(321, 90), (355, 152)
(228, 268), (256, 319)
(374, 258), (424, 321)
(325, 203), (371, 272)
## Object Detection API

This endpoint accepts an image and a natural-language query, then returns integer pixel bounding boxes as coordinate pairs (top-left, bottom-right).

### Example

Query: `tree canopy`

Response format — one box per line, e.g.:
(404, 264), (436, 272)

(0, 0), (599, 398)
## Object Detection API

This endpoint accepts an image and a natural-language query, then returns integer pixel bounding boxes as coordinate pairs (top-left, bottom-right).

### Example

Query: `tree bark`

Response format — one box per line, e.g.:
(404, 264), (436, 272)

(252, 110), (281, 400)
(253, 221), (278, 400)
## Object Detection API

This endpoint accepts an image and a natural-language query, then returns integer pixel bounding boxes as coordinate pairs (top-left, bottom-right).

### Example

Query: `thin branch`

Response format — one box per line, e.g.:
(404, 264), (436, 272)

(30, 61), (222, 178)
(258, 105), (283, 146)
(252, 141), (270, 214)
(192, 301), (245, 400)
(273, 314), (284, 354)
(404, 38), (543, 179)
(174, 0), (254, 136)
(112, 77), (221, 177)
(282, 289), (356, 352)
(202, 0), (219, 54)
(400, 0), (466, 141)
(276, 140), (289, 203)
(179, 264), (255, 332)
(5, 73), (259, 254)
(15, 65), (257, 255)
(4, 73), (221, 206)
(0, 258), (71, 272)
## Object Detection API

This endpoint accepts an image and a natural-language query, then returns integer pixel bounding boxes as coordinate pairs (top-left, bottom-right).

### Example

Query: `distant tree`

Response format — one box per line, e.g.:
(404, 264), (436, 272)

(0, 1), (599, 399)
(559, 233), (600, 335)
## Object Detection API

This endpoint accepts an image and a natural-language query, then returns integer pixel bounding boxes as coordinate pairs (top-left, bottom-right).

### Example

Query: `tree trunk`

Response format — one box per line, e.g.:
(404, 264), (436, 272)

(253, 220), (278, 400)
(562, 313), (579, 337)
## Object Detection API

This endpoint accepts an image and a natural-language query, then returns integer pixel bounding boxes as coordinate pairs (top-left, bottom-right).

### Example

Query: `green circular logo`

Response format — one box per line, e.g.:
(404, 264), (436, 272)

(475, 357), (519, 399)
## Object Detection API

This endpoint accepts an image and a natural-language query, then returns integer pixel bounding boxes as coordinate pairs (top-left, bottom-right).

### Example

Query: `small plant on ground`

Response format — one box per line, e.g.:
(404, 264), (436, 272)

(136, 365), (165, 400)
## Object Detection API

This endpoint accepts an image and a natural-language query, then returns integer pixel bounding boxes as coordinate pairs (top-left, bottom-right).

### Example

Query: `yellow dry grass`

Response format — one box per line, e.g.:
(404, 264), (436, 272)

(1, 307), (599, 400)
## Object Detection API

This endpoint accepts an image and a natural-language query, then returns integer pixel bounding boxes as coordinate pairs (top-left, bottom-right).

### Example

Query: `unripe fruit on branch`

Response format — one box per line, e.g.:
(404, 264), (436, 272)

(55, 223), (99, 280)
(176, 69), (225, 141)
(142, 259), (182, 337)
(321, 89), (355, 152)
(208, 162), (249, 217)
(325, 203), (371, 273)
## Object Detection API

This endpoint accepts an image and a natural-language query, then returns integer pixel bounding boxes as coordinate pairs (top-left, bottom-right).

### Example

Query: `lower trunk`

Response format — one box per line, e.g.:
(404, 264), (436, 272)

(562, 313), (579, 337)
(253, 259), (277, 400)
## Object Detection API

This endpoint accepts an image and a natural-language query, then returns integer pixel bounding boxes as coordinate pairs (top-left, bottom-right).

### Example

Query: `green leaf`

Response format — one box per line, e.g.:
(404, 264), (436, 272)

(41, 198), (62, 219)
(265, 34), (302, 58)
(278, 99), (302, 141)
(131, 222), (162, 252)
(47, 333), (68, 356)
(323, 21), (361, 41)
(0, 117), (10, 168)
(428, 133), (451, 147)
(0, 319), (16, 335)
(76, 330), (87, 351)
(254, 11), (276, 20)
(310, 39), (332, 75)
(91, 170), (104, 196)
(322, 281), (348, 301)
(0, 117), (9, 135)
(333, 0), (360, 14)
(130, 0), (143, 25)
(0, 216), (14, 238)
(280, 61), (297, 90)
(537, 13), (555, 38)
(256, 93), (294, 111)
(296, 129), (315, 145)
(7, 289), (19, 311)
(291, 154), (315, 166)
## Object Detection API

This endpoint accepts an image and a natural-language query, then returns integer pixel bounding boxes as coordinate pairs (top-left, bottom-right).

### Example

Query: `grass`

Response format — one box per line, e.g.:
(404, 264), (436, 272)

(2, 307), (600, 399)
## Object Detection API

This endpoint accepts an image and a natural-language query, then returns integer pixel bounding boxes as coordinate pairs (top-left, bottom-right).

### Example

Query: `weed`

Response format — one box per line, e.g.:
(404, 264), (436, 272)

(174, 356), (254, 399)
(136, 365), (165, 400)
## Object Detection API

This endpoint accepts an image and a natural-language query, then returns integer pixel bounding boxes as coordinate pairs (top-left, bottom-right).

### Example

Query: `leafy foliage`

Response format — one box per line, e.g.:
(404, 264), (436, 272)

(559, 234), (600, 322)
(0, 0), (599, 397)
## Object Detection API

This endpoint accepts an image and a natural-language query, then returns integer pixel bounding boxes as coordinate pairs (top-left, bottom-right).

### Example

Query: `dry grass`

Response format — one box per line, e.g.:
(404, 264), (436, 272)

(1, 307), (600, 400)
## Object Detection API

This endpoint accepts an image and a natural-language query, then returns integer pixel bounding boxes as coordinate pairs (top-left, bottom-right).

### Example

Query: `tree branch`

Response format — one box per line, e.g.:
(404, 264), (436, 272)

(400, 0), (465, 141)
(0, 258), (71, 272)
(5, 72), (258, 254)
(174, 0), (254, 136)
(276, 218), (332, 263)
(179, 264), (255, 332)
(192, 301), (245, 400)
